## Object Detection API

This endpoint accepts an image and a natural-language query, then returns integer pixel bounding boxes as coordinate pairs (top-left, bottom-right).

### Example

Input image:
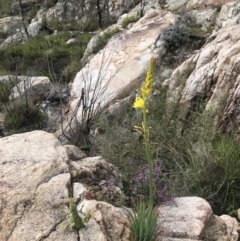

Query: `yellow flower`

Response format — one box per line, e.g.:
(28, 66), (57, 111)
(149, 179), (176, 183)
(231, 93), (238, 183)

(133, 97), (144, 109)
(143, 58), (156, 98)
(141, 87), (147, 97)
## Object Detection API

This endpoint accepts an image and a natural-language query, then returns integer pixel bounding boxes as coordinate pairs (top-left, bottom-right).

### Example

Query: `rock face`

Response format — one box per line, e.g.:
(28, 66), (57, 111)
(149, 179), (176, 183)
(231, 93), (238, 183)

(0, 131), (70, 241)
(202, 214), (240, 241)
(36, 0), (139, 22)
(78, 199), (132, 241)
(0, 131), (132, 241)
(69, 155), (125, 204)
(166, 23), (240, 134)
(165, 0), (235, 11)
(0, 19), (42, 47)
(66, 8), (175, 131)
(215, 0), (240, 30)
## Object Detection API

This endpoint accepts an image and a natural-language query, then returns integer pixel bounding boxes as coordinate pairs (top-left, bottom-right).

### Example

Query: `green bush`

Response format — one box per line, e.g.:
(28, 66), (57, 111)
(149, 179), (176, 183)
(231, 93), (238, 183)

(4, 102), (47, 134)
(0, 77), (18, 111)
(162, 14), (206, 53)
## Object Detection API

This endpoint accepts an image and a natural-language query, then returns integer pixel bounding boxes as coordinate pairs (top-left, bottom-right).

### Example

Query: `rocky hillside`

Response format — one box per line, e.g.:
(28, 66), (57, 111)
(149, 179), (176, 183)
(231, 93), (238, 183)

(1, 0), (240, 240)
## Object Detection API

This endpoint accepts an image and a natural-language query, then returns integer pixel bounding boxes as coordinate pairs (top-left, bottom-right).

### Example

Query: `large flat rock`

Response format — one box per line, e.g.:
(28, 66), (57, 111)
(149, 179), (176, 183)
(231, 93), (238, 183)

(67, 9), (176, 127)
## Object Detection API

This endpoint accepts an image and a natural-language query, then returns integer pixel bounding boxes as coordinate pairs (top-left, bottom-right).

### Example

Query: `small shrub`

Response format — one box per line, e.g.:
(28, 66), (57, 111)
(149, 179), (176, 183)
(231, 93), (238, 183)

(162, 13), (206, 53)
(0, 0), (15, 18)
(43, 0), (58, 8)
(4, 102), (47, 134)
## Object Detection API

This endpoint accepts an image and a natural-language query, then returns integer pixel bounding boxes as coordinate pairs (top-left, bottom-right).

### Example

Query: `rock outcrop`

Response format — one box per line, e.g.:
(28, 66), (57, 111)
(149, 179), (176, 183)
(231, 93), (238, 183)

(64, 8), (176, 134)
(0, 130), (130, 241)
(0, 131), (70, 241)
(36, 0), (139, 22)
(165, 23), (240, 134)
(9, 76), (54, 104)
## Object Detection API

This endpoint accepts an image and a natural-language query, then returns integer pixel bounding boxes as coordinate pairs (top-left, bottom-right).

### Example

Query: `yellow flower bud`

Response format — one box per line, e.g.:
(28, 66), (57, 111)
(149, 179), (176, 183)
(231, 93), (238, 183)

(144, 57), (156, 97)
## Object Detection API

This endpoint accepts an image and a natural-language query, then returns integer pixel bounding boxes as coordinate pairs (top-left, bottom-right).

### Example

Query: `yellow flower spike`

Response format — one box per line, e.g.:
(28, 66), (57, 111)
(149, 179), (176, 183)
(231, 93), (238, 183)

(141, 87), (147, 98)
(133, 97), (144, 109)
(131, 57), (157, 210)
(144, 57), (156, 97)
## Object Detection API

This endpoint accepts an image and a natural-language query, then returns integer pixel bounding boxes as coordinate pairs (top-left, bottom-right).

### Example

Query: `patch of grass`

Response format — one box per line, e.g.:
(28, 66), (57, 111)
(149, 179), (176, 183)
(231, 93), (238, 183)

(0, 31), (93, 82)
(122, 15), (140, 28)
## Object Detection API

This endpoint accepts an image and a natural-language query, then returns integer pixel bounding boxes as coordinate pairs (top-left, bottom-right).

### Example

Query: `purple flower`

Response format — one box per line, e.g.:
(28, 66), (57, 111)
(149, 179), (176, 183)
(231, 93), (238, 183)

(129, 162), (173, 204)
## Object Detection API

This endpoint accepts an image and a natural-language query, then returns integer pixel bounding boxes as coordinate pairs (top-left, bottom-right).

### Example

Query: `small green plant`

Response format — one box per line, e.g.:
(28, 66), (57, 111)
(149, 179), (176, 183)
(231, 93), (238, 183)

(130, 202), (158, 241)
(66, 198), (91, 231)
(0, 32), (92, 82)
(69, 198), (86, 230)
(0, 0), (16, 18)
(122, 15), (140, 28)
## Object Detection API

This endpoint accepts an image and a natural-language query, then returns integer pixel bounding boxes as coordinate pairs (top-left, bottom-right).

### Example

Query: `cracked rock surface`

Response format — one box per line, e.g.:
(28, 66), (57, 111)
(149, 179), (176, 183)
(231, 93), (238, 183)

(166, 23), (240, 134)
(0, 130), (131, 241)
(0, 130), (72, 241)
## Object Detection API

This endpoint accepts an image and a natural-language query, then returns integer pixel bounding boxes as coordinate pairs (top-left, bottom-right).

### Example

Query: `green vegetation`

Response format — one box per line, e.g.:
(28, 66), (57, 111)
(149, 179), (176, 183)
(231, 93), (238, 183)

(0, 0), (15, 18)
(1, 0), (239, 223)
(130, 202), (157, 241)
(0, 32), (93, 82)
(67, 198), (91, 232)
(0, 79), (15, 104)
(69, 198), (86, 230)
(122, 15), (140, 28)
(162, 14), (206, 53)
(93, 62), (240, 218)
(4, 101), (47, 134)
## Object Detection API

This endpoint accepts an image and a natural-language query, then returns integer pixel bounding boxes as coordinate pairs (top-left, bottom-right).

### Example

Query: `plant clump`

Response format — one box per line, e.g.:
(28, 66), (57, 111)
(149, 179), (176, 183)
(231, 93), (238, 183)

(122, 15), (140, 28)
(4, 102), (47, 134)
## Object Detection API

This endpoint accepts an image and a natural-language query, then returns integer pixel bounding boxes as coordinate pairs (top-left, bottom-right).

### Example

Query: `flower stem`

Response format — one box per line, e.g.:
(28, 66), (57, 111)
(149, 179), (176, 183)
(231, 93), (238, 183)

(143, 100), (154, 207)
